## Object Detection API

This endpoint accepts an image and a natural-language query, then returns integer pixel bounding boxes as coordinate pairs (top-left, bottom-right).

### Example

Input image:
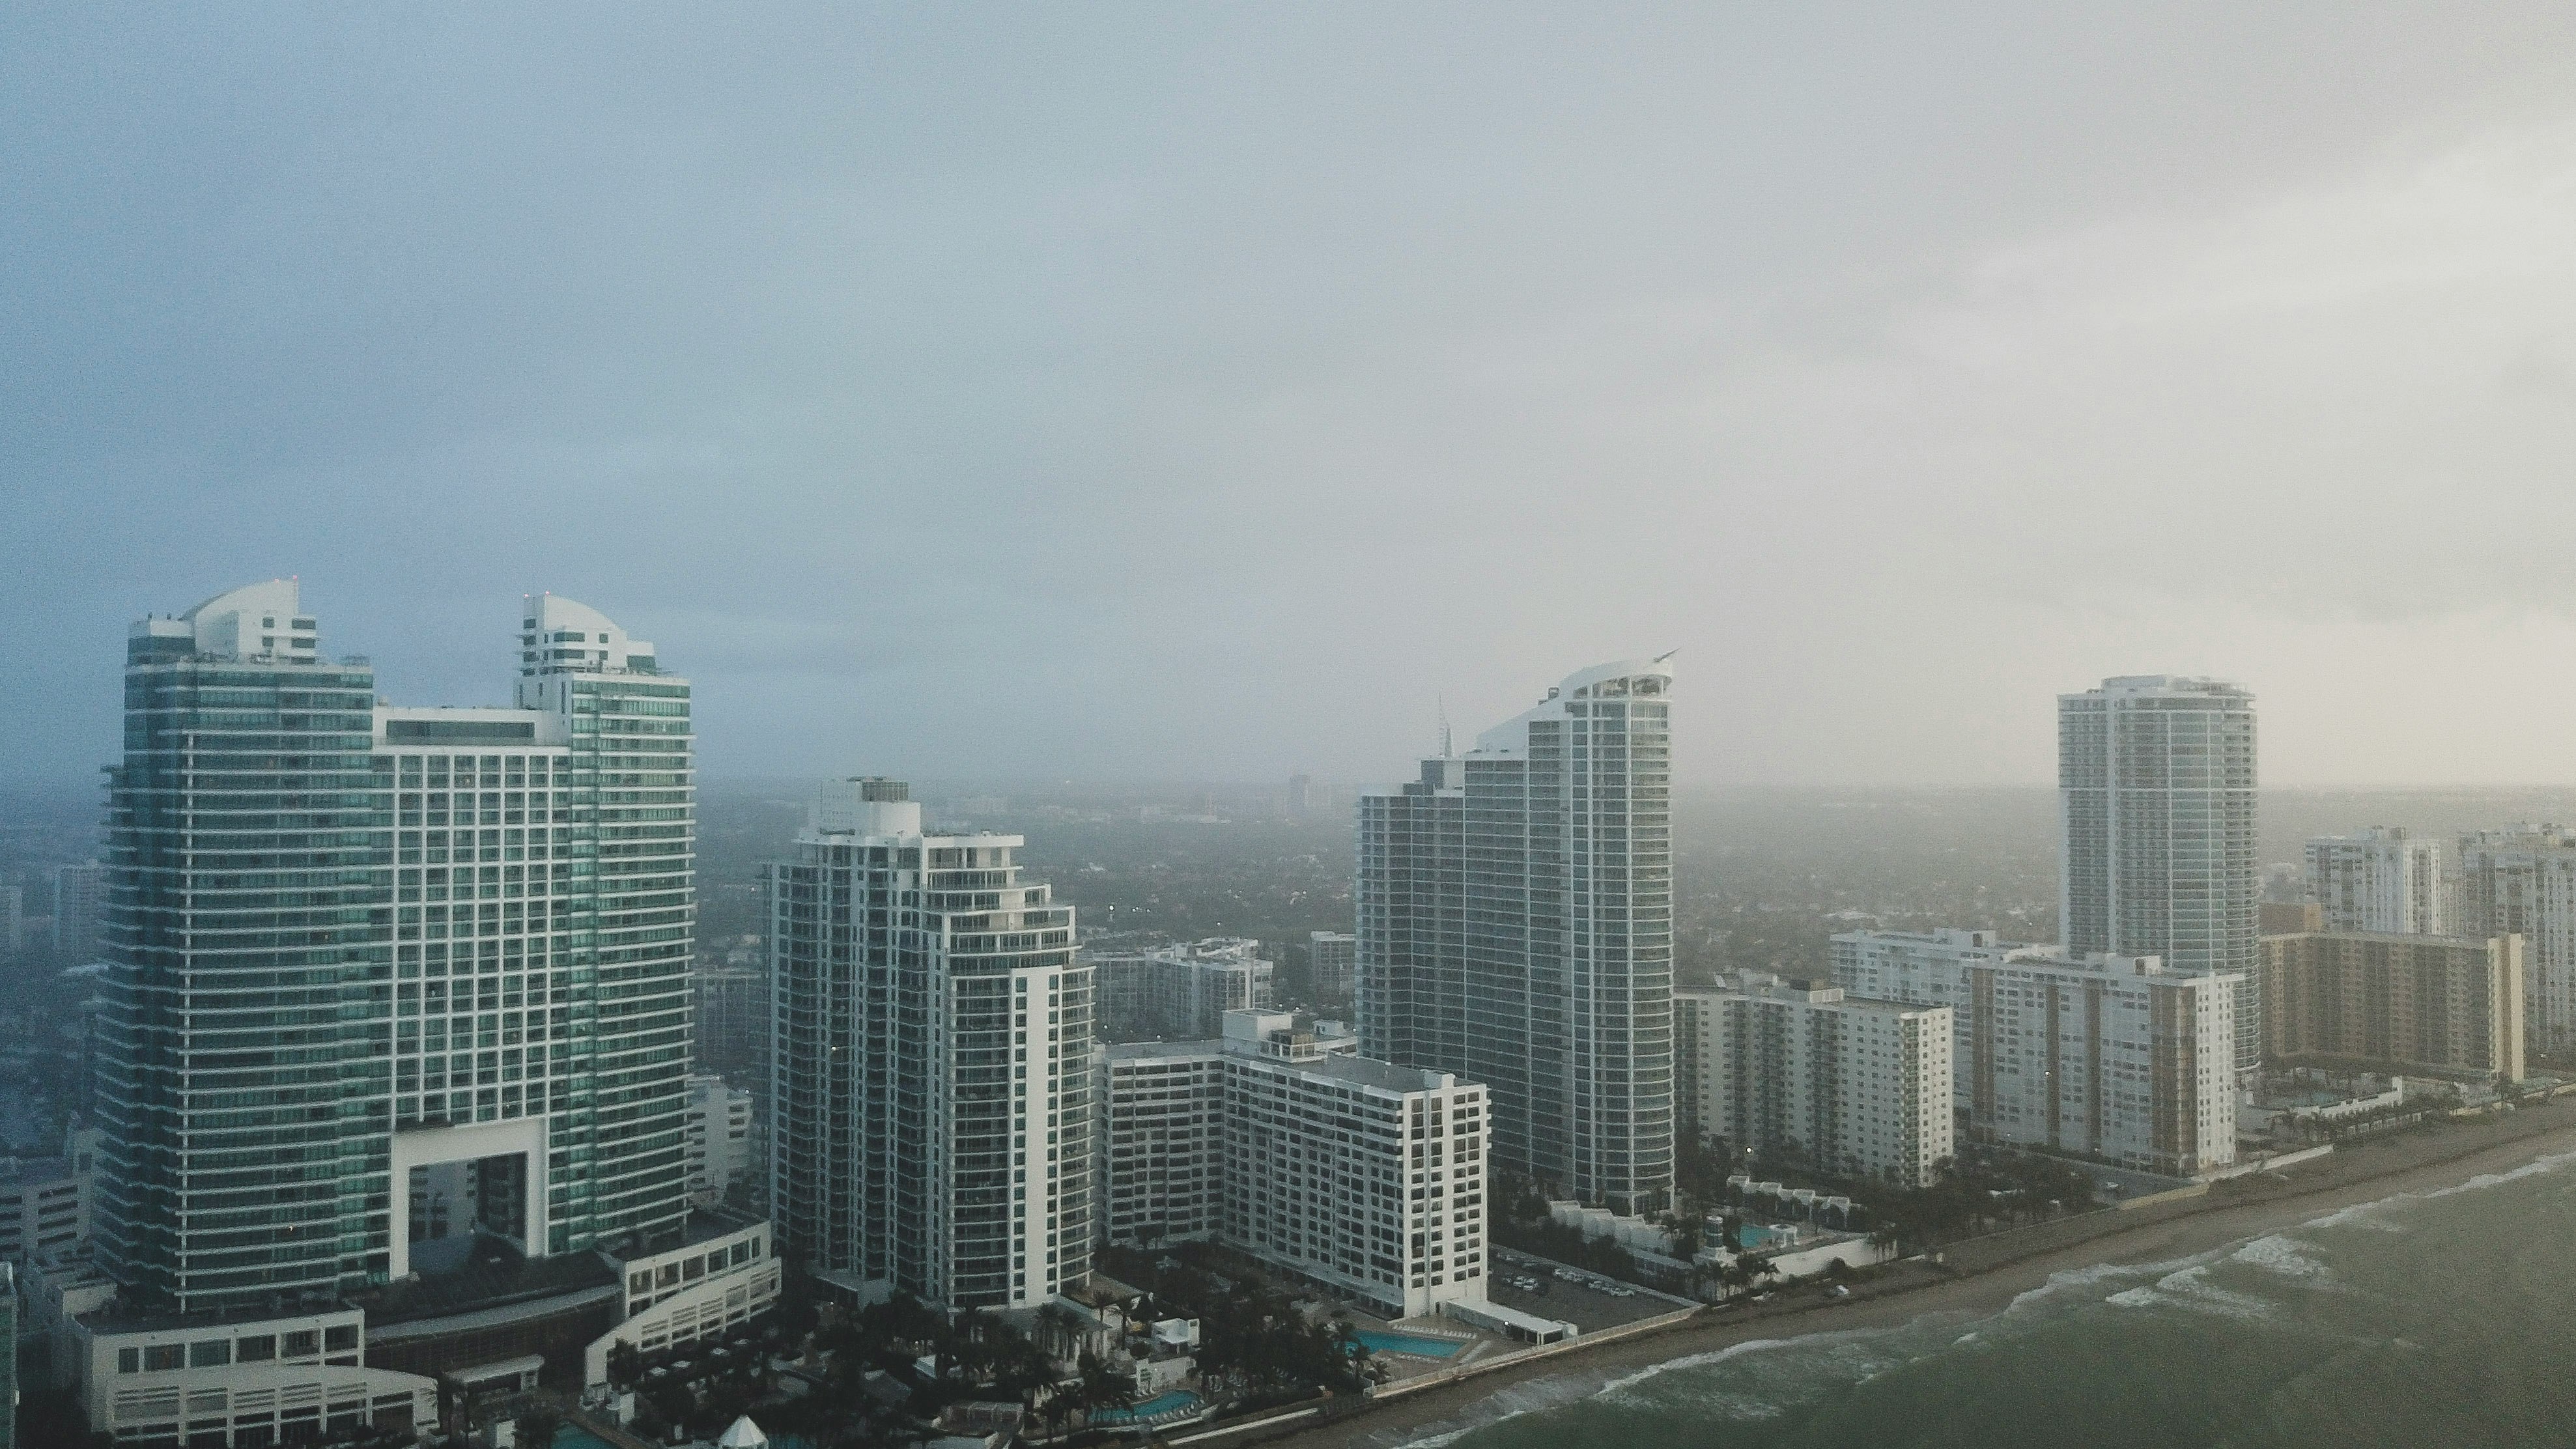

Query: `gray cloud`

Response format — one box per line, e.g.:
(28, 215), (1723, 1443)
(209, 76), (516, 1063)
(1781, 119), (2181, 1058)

(9, 3), (2576, 789)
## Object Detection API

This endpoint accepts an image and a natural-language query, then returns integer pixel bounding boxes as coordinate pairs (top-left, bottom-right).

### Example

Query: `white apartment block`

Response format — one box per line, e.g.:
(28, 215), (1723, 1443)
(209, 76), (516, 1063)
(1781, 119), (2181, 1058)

(2305, 828), (2448, 936)
(1673, 975), (1952, 1189)
(1829, 928), (2030, 1108)
(685, 1073), (756, 1205)
(2457, 826), (2576, 1058)
(1097, 1011), (1486, 1319)
(1964, 951), (2238, 1177)
(1093, 937), (1275, 1041)
(766, 778), (1092, 1310)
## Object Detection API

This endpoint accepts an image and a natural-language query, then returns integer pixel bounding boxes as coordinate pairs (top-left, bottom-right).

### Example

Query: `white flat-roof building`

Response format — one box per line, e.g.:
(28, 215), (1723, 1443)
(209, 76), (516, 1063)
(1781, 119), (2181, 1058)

(1097, 1010), (1485, 1319)
(1829, 928), (2031, 1108)
(1965, 951), (2238, 1177)
(1674, 974), (1951, 1189)
(2305, 828), (2448, 936)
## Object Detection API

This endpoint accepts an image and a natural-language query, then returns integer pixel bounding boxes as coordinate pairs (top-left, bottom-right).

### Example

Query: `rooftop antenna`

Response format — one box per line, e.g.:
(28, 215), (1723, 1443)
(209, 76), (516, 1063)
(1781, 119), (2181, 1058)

(1438, 696), (1453, 759)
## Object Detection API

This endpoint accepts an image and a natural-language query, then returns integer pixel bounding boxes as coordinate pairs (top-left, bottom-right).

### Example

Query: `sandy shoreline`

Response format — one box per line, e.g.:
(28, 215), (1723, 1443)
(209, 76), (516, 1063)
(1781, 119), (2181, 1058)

(1244, 1104), (2576, 1449)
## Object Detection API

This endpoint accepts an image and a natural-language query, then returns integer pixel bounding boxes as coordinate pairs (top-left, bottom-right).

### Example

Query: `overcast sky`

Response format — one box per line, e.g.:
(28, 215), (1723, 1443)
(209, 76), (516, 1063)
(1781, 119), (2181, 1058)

(9, 4), (2576, 789)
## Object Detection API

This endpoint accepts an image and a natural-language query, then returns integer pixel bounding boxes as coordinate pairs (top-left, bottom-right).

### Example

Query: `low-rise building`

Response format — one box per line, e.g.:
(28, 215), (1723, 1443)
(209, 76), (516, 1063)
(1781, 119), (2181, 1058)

(0, 1137), (90, 1267)
(1673, 974), (1952, 1189)
(2259, 931), (2525, 1084)
(1097, 1010), (1486, 1319)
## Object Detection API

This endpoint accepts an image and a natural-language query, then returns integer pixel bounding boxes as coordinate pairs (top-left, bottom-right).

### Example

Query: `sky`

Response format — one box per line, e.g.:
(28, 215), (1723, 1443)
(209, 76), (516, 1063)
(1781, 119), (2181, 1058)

(8, 3), (2576, 789)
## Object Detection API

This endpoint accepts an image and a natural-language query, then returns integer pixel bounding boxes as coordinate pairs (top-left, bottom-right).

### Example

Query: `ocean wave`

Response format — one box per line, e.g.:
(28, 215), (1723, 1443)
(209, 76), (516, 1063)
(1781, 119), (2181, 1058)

(2291, 1144), (2576, 1235)
(2001, 1250), (2215, 1315)
(2229, 1233), (2332, 1282)
(2103, 1264), (2278, 1321)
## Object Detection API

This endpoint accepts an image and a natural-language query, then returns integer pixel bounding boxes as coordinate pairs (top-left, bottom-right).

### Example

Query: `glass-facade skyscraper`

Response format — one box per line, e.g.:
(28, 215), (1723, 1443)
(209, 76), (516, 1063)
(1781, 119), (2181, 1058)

(96, 581), (696, 1317)
(1357, 658), (1675, 1214)
(2058, 675), (2259, 1074)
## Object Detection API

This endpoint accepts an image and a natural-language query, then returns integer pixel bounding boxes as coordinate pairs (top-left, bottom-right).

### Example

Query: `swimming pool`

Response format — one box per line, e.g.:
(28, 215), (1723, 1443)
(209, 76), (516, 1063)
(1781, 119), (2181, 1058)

(1091, 1389), (1204, 1424)
(1351, 1329), (1467, 1358)
(552, 1430), (616, 1449)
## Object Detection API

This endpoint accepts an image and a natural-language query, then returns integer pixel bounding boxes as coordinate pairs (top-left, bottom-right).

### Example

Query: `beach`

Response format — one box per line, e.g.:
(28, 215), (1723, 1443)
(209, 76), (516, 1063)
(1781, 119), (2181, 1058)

(1244, 1099), (2576, 1449)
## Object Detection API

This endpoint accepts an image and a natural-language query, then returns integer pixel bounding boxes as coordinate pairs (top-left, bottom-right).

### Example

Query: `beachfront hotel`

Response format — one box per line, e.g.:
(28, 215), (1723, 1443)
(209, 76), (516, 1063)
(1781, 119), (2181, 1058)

(2259, 930), (2525, 1084)
(51, 581), (775, 1447)
(1097, 1010), (1495, 1321)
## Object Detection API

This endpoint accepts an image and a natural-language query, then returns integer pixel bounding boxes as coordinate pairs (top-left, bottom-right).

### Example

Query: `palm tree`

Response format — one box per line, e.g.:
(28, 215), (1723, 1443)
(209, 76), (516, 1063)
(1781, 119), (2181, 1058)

(1078, 1350), (1137, 1424)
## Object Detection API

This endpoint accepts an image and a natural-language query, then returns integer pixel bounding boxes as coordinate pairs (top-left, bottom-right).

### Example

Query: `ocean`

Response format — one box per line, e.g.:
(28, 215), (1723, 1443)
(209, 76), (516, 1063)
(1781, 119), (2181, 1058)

(1402, 1149), (2576, 1448)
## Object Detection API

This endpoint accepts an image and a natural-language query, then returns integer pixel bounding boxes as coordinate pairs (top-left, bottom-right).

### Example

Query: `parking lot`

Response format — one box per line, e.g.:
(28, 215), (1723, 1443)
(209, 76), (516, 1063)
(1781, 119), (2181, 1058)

(1484, 1250), (1690, 1333)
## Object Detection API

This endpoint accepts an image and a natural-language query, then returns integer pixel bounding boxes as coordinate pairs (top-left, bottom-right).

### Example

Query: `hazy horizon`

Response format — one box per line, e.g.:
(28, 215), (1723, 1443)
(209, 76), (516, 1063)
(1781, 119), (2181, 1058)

(12, 6), (2576, 790)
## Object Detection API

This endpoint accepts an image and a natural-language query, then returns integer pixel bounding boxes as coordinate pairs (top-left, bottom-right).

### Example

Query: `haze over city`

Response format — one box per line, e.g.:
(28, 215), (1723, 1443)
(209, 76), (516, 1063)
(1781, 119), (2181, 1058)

(18, 10), (2576, 1449)
(12, 5), (2576, 789)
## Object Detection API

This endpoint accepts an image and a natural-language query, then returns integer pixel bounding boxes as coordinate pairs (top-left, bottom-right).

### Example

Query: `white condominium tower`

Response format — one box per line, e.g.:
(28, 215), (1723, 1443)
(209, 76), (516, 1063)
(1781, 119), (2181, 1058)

(2456, 826), (2576, 1057)
(1358, 658), (1674, 1214)
(2059, 675), (2259, 1073)
(765, 778), (1092, 1310)
(98, 582), (699, 1315)
(2304, 827), (2448, 936)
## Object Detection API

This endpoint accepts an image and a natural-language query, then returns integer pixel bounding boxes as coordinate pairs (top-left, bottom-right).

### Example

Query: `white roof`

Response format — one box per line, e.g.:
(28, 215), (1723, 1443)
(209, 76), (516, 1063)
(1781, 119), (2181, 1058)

(717, 1416), (770, 1448)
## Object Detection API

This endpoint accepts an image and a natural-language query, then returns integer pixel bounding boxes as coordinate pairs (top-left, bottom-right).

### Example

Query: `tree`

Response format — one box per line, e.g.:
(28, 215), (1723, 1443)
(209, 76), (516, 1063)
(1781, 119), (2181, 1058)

(1078, 1350), (1137, 1422)
(514, 1405), (565, 1449)
(605, 1340), (644, 1390)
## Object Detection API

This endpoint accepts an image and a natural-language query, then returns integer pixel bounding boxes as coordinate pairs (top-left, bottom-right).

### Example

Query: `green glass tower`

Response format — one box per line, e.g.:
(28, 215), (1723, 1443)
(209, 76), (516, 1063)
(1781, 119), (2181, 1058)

(95, 582), (696, 1321)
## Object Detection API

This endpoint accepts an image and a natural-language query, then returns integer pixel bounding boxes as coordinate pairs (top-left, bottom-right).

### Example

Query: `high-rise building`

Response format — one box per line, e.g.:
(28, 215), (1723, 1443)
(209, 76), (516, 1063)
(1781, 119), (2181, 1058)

(1092, 938), (1275, 1040)
(1359, 658), (1674, 1213)
(1098, 1009), (1490, 1320)
(766, 778), (1092, 1310)
(2259, 931), (2523, 1084)
(1673, 974), (1953, 1189)
(1307, 930), (1357, 1000)
(685, 1073), (757, 1205)
(2455, 826), (2576, 1057)
(2304, 828), (2447, 936)
(692, 964), (772, 1091)
(1964, 951), (2237, 1177)
(2059, 675), (2259, 1074)
(51, 863), (107, 964)
(1828, 928), (2029, 1108)
(66, 581), (754, 1444)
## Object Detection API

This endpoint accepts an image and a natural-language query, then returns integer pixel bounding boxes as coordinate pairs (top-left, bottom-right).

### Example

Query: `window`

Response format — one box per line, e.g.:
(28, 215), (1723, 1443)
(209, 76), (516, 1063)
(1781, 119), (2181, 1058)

(191, 1340), (231, 1368)
(118, 1347), (139, 1373)
(145, 1343), (184, 1371)
(238, 1336), (276, 1362)
(283, 1330), (319, 1357)
(325, 1325), (360, 1353)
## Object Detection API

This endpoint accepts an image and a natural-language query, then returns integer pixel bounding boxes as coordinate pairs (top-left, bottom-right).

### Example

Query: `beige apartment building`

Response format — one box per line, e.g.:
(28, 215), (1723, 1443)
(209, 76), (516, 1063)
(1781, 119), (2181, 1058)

(2259, 931), (2525, 1084)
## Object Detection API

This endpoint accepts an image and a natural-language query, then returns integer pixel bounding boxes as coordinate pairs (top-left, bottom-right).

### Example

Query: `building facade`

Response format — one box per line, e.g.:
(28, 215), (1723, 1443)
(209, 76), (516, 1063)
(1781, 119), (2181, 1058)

(685, 1074), (756, 1205)
(1308, 931), (1357, 1001)
(79, 580), (730, 1442)
(2059, 676), (2259, 1073)
(1674, 975), (1953, 1189)
(2456, 827), (2576, 1058)
(2259, 931), (2524, 1083)
(1828, 928), (2030, 1108)
(53, 862), (107, 964)
(2304, 828), (2448, 936)
(1098, 1011), (1486, 1319)
(1962, 951), (2237, 1177)
(766, 778), (1092, 1310)
(1359, 658), (1675, 1213)
(1092, 938), (1275, 1041)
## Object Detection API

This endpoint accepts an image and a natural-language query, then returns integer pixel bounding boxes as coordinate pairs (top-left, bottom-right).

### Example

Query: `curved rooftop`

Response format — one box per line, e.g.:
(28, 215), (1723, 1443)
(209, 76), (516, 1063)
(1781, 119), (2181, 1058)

(519, 593), (660, 677)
